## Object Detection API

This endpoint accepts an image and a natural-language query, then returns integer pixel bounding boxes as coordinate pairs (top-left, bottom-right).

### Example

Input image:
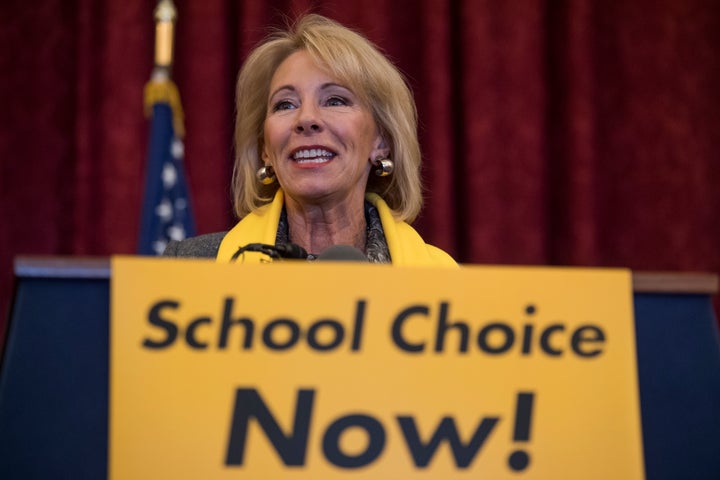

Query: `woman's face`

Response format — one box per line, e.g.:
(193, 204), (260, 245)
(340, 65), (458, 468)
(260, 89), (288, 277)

(263, 50), (386, 207)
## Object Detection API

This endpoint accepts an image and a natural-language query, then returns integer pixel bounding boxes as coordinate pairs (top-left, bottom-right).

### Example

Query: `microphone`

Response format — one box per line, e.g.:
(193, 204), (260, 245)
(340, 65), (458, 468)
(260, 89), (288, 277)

(317, 245), (368, 262)
(273, 243), (309, 259)
(230, 242), (308, 261)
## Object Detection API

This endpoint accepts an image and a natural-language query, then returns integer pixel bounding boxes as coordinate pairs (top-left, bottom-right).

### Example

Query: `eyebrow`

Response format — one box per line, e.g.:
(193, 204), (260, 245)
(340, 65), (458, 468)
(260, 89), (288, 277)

(268, 82), (352, 102)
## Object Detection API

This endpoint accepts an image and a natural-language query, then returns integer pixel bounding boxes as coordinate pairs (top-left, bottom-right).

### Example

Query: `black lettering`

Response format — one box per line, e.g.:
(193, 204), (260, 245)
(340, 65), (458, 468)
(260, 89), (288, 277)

(508, 392), (535, 471)
(522, 305), (537, 354)
(307, 320), (344, 351)
(322, 415), (386, 468)
(477, 323), (514, 354)
(218, 298), (254, 349)
(350, 300), (366, 351)
(142, 300), (180, 349)
(571, 325), (605, 357)
(392, 305), (430, 353)
(263, 319), (300, 350)
(397, 416), (499, 468)
(521, 324), (533, 354)
(539, 324), (564, 356)
(185, 316), (211, 349)
(434, 302), (469, 353)
(225, 388), (314, 466)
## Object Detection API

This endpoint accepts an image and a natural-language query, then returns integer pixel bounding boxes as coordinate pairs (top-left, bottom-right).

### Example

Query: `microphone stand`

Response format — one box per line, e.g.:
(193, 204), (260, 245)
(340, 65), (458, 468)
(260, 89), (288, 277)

(230, 243), (308, 262)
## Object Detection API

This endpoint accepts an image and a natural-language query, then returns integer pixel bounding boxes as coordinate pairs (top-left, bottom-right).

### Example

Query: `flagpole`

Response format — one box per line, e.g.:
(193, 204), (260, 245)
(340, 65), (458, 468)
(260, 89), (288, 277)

(152, 0), (177, 80)
(144, 0), (184, 137)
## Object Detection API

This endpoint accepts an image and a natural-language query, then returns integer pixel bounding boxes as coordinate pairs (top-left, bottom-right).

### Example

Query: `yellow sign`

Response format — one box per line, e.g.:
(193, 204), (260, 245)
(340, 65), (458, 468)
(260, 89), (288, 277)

(110, 256), (644, 479)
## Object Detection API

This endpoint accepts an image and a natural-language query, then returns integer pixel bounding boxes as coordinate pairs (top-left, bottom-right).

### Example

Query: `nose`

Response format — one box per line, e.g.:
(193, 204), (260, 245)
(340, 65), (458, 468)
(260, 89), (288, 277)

(294, 103), (322, 134)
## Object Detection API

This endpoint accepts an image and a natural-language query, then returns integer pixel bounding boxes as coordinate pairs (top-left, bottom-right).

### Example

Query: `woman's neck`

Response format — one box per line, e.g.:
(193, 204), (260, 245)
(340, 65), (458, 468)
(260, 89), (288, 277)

(284, 196), (366, 256)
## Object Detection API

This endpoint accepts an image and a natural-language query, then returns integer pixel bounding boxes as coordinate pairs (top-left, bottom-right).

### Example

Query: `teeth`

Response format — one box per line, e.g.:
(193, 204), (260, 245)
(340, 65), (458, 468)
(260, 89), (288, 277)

(292, 148), (334, 160)
(297, 157), (329, 164)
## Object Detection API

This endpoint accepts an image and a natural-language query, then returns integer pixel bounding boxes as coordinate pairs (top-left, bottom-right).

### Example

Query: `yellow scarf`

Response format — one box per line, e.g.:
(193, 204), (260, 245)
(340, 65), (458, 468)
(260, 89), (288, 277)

(216, 190), (457, 267)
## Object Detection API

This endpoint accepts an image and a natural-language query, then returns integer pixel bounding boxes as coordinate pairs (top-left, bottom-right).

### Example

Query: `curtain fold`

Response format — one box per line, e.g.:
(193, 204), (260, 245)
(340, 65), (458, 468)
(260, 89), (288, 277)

(2, 0), (719, 333)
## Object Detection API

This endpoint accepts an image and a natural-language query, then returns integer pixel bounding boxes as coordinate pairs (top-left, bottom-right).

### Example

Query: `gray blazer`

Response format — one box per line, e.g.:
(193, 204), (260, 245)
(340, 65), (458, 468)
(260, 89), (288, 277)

(163, 232), (227, 258)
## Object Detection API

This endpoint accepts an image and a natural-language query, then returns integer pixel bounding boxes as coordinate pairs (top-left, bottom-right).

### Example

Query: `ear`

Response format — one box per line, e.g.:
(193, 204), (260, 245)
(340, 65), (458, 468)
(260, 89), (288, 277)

(370, 134), (390, 162)
(260, 145), (270, 165)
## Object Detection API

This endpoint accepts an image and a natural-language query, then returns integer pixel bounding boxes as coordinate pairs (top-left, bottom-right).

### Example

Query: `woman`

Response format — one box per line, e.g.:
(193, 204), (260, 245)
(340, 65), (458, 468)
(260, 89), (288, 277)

(165, 14), (456, 267)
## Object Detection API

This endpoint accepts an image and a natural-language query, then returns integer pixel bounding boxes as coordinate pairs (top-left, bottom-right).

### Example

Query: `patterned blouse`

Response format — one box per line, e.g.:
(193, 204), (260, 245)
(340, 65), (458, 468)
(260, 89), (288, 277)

(274, 202), (391, 263)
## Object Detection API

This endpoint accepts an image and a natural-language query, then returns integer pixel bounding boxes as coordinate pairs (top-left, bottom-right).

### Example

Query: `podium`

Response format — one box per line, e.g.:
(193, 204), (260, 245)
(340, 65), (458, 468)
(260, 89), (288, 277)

(0, 257), (718, 479)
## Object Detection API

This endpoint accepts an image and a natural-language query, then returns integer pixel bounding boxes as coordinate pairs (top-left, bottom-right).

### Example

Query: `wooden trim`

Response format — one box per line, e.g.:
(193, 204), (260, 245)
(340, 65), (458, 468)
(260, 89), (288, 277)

(13, 256), (719, 295)
(632, 272), (718, 294)
(14, 256), (111, 279)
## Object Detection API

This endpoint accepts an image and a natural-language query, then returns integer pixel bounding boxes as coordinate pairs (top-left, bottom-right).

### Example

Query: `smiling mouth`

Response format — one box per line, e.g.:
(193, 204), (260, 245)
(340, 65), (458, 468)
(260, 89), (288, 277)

(291, 148), (336, 164)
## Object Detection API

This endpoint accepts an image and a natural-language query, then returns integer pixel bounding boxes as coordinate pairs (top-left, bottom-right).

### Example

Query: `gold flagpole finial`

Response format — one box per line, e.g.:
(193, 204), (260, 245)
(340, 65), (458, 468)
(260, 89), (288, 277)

(153, 0), (178, 75)
(146, 0), (184, 136)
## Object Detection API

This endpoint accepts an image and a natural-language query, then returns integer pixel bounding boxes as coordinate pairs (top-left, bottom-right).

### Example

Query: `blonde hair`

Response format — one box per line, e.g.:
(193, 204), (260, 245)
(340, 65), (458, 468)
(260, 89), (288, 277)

(232, 14), (422, 221)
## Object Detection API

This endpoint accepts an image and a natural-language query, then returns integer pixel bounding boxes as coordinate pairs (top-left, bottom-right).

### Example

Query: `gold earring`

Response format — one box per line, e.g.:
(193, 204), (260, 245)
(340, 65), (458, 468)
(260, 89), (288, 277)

(256, 165), (276, 185)
(372, 156), (394, 177)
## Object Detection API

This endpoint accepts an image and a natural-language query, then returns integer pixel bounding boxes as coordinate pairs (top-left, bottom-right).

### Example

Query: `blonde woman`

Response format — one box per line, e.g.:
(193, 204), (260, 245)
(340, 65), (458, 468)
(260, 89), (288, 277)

(166, 14), (455, 266)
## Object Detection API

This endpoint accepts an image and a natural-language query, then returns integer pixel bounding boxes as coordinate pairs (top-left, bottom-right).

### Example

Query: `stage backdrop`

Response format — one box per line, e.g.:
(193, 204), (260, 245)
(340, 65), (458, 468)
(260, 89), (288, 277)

(1, 0), (719, 340)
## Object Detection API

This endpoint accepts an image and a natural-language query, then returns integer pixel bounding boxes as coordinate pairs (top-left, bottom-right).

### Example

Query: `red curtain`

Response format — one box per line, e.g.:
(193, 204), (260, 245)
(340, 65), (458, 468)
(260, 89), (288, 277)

(2, 0), (719, 337)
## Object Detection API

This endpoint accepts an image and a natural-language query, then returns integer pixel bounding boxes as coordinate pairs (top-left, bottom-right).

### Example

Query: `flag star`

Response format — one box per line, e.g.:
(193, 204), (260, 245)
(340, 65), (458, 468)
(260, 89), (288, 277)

(152, 240), (168, 255)
(155, 199), (173, 220)
(162, 163), (177, 188)
(167, 224), (186, 241)
(171, 138), (184, 159)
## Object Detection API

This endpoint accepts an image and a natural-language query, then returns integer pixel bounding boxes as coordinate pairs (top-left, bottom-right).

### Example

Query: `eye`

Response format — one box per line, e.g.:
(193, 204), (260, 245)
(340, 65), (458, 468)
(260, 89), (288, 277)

(325, 96), (349, 107)
(271, 100), (296, 112)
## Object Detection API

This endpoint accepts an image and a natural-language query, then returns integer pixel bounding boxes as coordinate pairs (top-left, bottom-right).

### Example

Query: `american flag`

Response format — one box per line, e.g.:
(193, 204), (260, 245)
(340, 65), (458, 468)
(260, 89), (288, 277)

(138, 81), (195, 255)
